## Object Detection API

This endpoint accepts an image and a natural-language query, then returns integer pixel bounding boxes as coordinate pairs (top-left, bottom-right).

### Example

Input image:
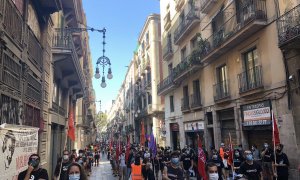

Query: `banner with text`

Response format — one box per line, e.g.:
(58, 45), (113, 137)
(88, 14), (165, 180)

(0, 124), (39, 180)
(241, 100), (272, 126)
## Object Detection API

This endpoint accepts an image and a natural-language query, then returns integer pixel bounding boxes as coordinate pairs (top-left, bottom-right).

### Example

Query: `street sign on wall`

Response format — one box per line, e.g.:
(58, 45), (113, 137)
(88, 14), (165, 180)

(241, 100), (272, 126)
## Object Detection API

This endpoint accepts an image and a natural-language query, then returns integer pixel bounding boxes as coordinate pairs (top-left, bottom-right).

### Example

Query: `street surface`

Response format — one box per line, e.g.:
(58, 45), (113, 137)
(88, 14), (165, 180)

(89, 158), (117, 180)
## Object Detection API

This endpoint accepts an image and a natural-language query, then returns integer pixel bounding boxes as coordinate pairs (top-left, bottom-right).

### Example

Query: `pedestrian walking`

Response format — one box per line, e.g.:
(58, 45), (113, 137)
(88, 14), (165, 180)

(18, 154), (49, 180)
(162, 151), (184, 180)
(261, 142), (273, 180)
(53, 150), (72, 180)
(272, 144), (289, 180)
(239, 150), (263, 180)
(67, 162), (88, 180)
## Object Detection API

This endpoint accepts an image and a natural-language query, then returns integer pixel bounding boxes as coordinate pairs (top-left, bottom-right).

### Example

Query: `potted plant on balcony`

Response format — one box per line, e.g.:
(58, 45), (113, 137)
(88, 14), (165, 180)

(195, 33), (210, 59)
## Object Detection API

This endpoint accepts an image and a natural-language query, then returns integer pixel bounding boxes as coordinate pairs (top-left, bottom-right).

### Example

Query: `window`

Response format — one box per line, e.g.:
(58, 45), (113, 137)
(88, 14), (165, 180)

(167, 34), (172, 47)
(168, 63), (173, 75)
(217, 65), (228, 83)
(181, 47), (186, 61)
(190, 36), (197, 51)
(146, 32), (149, 44)
(170, 95), (174, 112)
(193, 80), (200, 97)
(243, 48), (258, 71)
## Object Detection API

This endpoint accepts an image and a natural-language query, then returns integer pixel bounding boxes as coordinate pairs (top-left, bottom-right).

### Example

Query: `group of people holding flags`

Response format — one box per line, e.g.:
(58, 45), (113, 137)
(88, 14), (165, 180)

(104, 112), (289, 180)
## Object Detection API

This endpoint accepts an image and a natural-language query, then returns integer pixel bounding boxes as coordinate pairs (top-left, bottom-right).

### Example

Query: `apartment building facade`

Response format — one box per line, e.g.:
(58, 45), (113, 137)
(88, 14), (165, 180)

(0, 0), (95, 176)
(133, 14), (165, 146)
(159, 0), (299, 177)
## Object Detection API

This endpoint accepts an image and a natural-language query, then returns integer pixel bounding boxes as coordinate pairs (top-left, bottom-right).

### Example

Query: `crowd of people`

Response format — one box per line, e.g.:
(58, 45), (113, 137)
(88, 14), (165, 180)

(106, 141), (290, 180)
(15, 142), (290, 180)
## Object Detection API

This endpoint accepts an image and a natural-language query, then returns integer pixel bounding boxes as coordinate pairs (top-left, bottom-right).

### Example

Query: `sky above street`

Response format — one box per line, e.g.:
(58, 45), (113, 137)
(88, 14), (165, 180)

(82, 0), (160, 113)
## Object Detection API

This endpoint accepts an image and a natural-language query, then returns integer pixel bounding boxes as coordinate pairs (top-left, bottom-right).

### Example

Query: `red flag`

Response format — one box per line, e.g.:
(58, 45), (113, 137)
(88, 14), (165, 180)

(67, 104), (75, 141)
(125, 135), (130, 163)
(272, 111), (280, 145)
(197, 135), (207, 180)
(140, 121), (145, 146)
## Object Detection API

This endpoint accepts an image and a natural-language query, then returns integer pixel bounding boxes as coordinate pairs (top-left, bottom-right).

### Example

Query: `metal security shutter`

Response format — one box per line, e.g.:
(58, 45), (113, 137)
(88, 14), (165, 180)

(247, 130), (272, 149)
(219, 108), (237, 145)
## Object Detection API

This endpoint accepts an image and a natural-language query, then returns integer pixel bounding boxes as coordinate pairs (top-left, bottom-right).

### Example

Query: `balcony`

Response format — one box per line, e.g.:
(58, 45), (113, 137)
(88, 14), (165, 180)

(163, 43), (173, 61)
(52, 28), (85, 98)
(200, 0), (217, 14)
(59, 107), (66, 117)
(173, 54), (202, 83)
(181, 97), (190, 112)
(190, 93), (202, 109)
(1, 0), (23, 47)
(157, 72), (177, 96)
(277, 4), (300, 48)
(52, 102), (59, 112)
(214, 80), (230, 102)
(174, 7), (200, 45)
(200, 0), (267, 63)
(164, 11), (171, 30)
(145, 78), (152, 89)
(175, 0), (185, 12)
(238, 66), (263, 94)
(27, 26), (43, 70)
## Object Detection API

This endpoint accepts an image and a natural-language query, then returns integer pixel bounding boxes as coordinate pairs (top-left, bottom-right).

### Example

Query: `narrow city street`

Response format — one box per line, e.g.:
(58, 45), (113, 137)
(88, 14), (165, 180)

(90, 158), (118, 180)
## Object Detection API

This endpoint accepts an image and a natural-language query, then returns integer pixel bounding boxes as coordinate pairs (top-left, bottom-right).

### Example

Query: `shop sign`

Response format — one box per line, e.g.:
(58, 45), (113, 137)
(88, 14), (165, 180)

(0, 124), (39, 180)
(241, 100), (271, 126)
(170, 123), (179, 131)
(184, 121), (204, 131)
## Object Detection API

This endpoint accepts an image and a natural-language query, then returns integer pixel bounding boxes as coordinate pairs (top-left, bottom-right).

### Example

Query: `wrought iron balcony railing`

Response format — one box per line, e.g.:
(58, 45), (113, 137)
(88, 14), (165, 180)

(157, 72), (175, 95)
(164, 11), (171, 30)
(1, 0), (23, 47)
(174, 7), (200, 44)
(181, 97), (190, 111)
(162, 43), (173, 61)
(59, 106), (66, 117)
(52, 28), (85, 89)
(173, 54), (202, 81)
(27, 26), (43, 69)
(238, 65), (263, 93)
(190, 93), (201, 108)
(214, 80), (230, 101)
(200, 0), (267, 61)
(277, 4), (300, 46)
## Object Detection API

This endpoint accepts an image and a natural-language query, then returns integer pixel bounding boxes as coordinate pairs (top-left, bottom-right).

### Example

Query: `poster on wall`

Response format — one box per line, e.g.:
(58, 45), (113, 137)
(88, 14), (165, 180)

(0, 123), (39, 180)
(241, 100), (272, 126)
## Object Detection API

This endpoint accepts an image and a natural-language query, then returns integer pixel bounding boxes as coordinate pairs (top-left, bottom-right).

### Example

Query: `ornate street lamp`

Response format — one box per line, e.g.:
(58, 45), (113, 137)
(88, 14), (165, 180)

(93, 28), (113, 88)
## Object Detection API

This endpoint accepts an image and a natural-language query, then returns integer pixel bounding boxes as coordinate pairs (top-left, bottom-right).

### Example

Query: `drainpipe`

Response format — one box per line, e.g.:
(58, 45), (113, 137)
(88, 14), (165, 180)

(282, 50), (291, 109)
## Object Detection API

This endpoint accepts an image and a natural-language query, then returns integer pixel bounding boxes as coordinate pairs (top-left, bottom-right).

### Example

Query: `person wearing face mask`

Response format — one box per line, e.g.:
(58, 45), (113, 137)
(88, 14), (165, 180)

(272, 144), (289, 180)
(239, 150), (263, 180)
(162, 151), (184, 180)
(119, 150), (127, 180)
(261, 142), (273, 180)
(207, 149), (225, 180)
(54, 150), (72, 180)
(67, 162), (88, 180)
(18, 154), (49, 180)
(206, 162), (220, 180)
(232, 149), (244, 176)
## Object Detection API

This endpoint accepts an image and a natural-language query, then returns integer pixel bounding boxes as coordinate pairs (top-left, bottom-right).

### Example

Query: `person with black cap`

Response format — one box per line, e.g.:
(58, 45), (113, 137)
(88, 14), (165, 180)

(162, 151), (184, 180)
(18, 154), (49, 180)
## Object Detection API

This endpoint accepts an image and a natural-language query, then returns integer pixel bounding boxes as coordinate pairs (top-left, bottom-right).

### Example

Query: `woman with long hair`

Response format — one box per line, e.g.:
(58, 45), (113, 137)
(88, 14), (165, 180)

(66, 163), (88, 180)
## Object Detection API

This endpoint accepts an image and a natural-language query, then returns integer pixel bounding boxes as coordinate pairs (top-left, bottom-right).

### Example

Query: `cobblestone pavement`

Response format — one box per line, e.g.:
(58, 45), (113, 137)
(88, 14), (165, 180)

(89, 159), (118, 180)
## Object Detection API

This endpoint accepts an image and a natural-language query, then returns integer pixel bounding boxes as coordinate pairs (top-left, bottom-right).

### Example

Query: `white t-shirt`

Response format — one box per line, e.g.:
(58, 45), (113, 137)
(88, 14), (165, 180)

(120, 154), (126, 166)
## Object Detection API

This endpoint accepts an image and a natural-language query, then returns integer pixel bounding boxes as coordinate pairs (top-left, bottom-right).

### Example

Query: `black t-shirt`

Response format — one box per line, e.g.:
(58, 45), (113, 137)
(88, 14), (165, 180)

(239, 161), (262, 180)
(158, 154), (164, 170)
(18, 168), (49, 180)
(272, 153), (289, 177)
(207, 159), (224, 179)
(166, 165), (184, 180)
(180, 154), (192, 170)
(60, 161), (71, 180)
(261, 148), (273, 162)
